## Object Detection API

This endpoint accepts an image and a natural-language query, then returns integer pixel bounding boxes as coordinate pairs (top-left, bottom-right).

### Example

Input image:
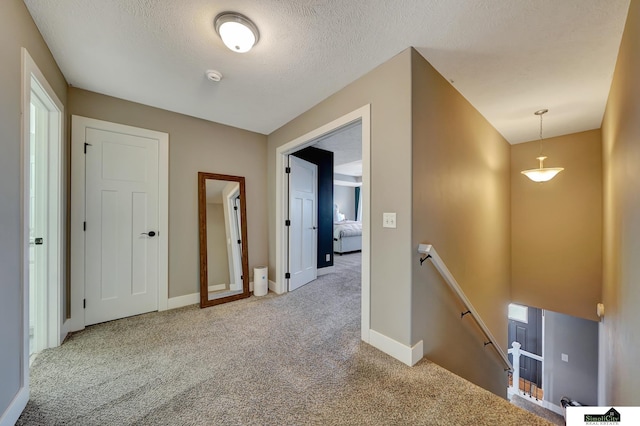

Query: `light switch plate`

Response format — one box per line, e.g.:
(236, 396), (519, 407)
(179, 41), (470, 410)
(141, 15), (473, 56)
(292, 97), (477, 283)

(325, 253), (331, 262)
(383, 212), (397, 228)
(561, 353), (569, 362)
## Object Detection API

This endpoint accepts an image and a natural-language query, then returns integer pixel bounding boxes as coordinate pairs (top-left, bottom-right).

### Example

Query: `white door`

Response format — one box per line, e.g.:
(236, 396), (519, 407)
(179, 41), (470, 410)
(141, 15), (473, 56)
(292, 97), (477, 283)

(288, 156), (317, 291)
(84, 128), (159, 325)
(28, 97), (48, 355)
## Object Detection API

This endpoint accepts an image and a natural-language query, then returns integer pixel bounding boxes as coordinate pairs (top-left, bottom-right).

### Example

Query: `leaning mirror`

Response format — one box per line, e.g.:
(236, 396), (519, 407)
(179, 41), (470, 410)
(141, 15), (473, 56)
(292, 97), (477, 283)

(198, 172), (249, 308)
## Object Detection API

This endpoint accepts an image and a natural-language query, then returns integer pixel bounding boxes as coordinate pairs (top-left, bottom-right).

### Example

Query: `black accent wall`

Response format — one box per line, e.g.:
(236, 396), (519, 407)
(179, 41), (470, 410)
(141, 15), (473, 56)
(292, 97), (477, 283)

(292, 147), (334, 268)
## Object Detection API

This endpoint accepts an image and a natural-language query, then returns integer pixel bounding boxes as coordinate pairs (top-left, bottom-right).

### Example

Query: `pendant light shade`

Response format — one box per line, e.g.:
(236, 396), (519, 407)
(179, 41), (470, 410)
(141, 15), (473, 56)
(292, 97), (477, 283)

(521, 109), (564, 182)
(521, 156), (564, 182)
(215, 12), (259, 53)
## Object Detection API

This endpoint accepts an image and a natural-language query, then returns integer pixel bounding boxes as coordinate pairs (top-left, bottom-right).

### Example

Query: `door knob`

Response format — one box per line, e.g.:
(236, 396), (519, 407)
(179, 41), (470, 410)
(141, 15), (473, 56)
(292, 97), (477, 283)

(141, 231), (156, 237)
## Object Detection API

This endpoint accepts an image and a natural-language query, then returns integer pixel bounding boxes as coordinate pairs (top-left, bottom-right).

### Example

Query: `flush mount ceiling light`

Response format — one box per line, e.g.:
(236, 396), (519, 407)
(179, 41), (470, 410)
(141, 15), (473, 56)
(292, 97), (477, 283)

(214, 12), (259, 53)
(521, 109), (564, 183)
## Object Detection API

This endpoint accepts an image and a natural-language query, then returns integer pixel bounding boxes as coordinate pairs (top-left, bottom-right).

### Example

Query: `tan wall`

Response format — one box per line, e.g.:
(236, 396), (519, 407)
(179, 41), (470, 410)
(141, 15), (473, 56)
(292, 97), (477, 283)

(0, 0), (68, 415)
(601, 0), (640, 405)
(68, 88), (268, 298)
(206, 203), (230, 287)
(268, 49), (414, 345)
(410, 49), (511, 396)
(511, 130), (602, 321)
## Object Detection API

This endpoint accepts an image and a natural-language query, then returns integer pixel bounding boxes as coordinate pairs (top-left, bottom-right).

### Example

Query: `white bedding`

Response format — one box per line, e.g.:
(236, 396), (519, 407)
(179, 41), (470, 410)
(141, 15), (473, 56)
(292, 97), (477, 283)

(334, 220), (362, 239)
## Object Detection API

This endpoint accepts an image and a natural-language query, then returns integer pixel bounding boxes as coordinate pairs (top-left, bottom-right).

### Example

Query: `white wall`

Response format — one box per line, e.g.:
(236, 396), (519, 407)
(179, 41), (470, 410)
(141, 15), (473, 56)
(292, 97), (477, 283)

(334, 185), (355, 221)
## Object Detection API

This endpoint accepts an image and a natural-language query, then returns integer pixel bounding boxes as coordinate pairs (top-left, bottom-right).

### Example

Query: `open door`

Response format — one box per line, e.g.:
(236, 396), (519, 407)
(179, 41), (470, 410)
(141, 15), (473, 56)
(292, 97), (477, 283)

(288, 156), (318, 291)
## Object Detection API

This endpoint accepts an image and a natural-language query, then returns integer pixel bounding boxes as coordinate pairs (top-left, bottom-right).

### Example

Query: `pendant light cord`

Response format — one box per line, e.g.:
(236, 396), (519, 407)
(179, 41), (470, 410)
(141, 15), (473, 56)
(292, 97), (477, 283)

(538, 112), (543, 156)
(534, 108), (548, 157)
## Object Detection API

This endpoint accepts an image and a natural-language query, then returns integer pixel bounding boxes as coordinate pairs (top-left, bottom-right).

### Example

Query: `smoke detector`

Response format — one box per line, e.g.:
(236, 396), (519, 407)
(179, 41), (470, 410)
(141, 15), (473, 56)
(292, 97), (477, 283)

(206, 70), (223, 82)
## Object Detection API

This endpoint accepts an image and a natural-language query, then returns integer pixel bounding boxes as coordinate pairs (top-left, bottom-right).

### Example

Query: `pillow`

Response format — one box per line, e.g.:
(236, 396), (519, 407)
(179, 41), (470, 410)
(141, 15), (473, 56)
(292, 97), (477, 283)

(337, 212), (345, 222)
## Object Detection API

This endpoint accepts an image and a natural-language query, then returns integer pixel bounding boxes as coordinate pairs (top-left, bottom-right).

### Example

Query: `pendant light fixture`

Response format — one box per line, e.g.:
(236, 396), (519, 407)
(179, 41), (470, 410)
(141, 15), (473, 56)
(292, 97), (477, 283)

(521, 109), (564, 182)
(214, 12), (259, 53)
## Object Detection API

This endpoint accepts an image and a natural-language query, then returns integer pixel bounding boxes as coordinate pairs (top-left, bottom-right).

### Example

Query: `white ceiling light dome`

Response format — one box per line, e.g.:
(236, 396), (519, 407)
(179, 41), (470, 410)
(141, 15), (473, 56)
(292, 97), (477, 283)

(214, 12), (259, 53)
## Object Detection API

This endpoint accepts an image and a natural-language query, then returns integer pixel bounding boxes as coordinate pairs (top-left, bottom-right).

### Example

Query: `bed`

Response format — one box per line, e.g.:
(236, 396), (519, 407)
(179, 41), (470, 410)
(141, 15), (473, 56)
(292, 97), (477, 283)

(333, 220), (362, 254)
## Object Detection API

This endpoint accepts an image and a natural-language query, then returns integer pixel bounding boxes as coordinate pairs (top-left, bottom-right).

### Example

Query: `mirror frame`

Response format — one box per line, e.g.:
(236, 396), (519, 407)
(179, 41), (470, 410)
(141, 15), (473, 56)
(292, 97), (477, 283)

(198, 172), (250, 308)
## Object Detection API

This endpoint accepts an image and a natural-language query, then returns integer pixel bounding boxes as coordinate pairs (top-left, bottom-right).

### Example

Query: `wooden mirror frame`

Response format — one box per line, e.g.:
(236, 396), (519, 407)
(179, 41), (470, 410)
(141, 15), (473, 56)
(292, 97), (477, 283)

(198, 172), (250, 308)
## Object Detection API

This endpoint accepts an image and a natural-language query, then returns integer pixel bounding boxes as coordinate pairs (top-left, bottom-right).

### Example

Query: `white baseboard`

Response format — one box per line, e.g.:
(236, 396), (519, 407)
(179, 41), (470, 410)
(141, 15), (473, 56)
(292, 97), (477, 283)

(250, 281), (254, 292)
(508, 387), (564, 417)
(167, 293), (199, 310)
(0, 386), (29, 426)
(268, 280), (279, 293)
(369, 329), (423, 366)
(542, 400), (564, 416)
(208, 284), (226, 292)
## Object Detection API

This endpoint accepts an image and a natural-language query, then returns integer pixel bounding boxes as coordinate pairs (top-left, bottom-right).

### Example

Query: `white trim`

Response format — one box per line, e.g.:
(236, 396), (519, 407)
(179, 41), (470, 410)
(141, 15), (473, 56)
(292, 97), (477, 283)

(0, 387), (29, 426)
(21, 47), (66, 353)
(275, 104), (371, 342)
(268, 280), (277, 293)
(369, 330), (424, 366)
(157, 135), (169, 311)
(167, 293), (199, 310)
(208, 284), (227, 292)
(597, 319), (606, 405)
(542, 400), (565, 416)
(70, 116), (169, 331)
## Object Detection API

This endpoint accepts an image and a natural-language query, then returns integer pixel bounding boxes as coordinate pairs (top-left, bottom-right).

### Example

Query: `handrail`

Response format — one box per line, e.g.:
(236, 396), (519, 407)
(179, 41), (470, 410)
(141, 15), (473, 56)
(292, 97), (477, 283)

(508, 344), (543, 362)
(418, 244), (513, 371)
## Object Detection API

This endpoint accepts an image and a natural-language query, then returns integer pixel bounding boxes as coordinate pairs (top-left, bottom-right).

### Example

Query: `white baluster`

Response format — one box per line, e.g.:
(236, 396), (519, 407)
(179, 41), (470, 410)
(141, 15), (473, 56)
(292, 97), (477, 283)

(511, 341), (521, 394)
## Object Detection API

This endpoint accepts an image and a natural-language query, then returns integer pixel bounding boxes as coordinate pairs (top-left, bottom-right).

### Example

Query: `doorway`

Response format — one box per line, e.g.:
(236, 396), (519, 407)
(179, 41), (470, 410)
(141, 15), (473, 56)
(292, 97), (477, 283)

(508, 304), (543, 390)
(69, 116), (169, 331)
(275, 105), (371, 342)
(21, 48), (65, 362)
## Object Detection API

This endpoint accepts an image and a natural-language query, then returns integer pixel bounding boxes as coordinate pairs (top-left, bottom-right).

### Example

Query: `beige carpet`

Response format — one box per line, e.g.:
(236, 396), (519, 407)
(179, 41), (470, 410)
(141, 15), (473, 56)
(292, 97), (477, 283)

(18, 253), (553, 425)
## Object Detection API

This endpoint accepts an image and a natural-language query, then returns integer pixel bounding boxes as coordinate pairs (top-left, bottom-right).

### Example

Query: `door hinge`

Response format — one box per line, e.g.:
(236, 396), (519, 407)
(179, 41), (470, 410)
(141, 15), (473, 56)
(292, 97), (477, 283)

(84, 142), (92, 154)
(83, 299), (86, 309)
(237, 239), (241, 245)
(234, 206), (238, 211)
(285, 167), (291, 174)
(285, 272), (291, 279)
(285, 220), (291, 227)
(83, 221), (86, 231)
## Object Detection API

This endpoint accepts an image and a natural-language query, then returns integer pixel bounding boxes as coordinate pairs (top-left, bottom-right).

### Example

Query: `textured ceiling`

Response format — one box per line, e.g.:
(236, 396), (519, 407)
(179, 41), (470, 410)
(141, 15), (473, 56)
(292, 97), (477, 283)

(24, 0), (630, 143)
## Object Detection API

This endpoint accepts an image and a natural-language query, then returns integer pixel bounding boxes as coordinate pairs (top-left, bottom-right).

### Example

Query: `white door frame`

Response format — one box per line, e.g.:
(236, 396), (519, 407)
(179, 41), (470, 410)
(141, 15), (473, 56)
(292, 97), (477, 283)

(16, 47), (65, 422)
(21, 48), (65, 347)
(68, 116), (169, 332)
(275, 104), (371, 342)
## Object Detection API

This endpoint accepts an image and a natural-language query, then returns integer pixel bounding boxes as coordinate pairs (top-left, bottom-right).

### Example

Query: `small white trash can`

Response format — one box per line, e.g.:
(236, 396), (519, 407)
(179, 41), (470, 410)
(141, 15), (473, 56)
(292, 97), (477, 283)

(253, 266), (268, 296)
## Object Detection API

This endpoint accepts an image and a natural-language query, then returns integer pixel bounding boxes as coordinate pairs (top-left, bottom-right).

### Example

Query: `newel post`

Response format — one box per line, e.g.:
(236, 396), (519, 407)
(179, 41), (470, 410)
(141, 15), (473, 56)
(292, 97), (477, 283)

(511, 341), (521, 392)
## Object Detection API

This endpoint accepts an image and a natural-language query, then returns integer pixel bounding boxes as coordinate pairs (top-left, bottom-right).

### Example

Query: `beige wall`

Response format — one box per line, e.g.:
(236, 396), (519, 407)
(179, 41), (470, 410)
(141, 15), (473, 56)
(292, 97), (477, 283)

(511, 130), (602, 321)
(601, 0), (640, 405)
(268, 49), (414, 345)
(410, 49), (511, 396)
(68, 88), (268, 298)
(206, 203), (230, 287)
(0, 0), (68, 416)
